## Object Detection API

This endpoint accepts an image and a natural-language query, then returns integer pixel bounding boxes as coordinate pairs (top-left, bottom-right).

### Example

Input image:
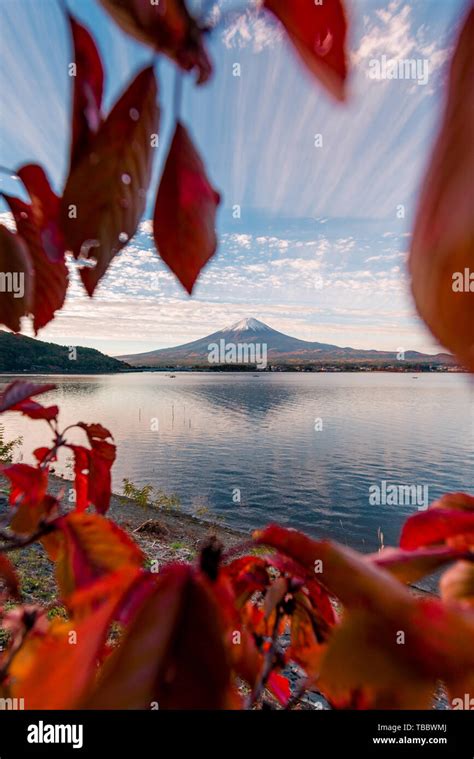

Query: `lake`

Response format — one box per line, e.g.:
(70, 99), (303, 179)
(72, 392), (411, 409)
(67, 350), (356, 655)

(1, 372), (473, 554)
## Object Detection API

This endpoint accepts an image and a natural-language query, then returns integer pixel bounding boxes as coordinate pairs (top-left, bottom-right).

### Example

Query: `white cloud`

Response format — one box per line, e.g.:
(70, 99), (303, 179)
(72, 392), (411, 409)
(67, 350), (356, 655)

(221, 7), (282, 52)
(353, 0), (450, 83)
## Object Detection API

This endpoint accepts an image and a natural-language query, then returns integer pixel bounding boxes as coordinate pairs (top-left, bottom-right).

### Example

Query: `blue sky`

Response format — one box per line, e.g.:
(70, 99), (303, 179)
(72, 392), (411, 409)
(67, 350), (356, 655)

(0, 0), (467, 355)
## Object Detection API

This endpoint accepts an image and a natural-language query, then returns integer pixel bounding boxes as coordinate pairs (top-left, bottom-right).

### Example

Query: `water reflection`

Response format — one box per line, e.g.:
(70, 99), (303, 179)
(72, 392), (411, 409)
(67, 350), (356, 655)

(1, 372), (472, 559)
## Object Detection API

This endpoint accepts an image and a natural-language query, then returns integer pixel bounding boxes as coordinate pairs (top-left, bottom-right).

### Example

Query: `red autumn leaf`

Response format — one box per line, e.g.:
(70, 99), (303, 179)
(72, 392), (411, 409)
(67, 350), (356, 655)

(439, 560), (474, 607)
(210, 572), (263, 688)
(68, 444), (89, 512)
(287, 592), (327, 678)
(400, 508), (474, 550)
(0, 380), (56, 413)
(78, 422), (113, 441)
(263, 576), (288, 618)
(0, 225), (34, 332)
(264, 0), (348, 100)
(3, 175), (68, 333)
(153, 122), (221, 294)
(75, 422), (116, 513)
(0, 555), (20, 599)
(84, 563), (237, 709)
(254, 525), (474, 708)
(409, 8), (474, 371)
(9, 590), (125, 709)
(1, 464), (50, 534)
(222, 555), (270, 605)
(266, 550), (336, 628)
(99, 0), (212, 84)
(16, 165), (65, 264)
(61, 66), (159, 296)
(430, 491), (474, 512)
(68, 14), (104, 169)
(42, 511), (144, 599)
(267, 671), (291, 706)
(8, 398), (59, 421)
(66, 565), (145, 622)
(33, 446), (54, 464)
(370, 544), (471, 584)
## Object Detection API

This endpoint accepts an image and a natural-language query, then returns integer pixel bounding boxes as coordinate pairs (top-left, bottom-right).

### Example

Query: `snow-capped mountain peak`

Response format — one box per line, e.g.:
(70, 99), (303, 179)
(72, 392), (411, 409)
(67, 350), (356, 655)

(227, 317), (269, 333)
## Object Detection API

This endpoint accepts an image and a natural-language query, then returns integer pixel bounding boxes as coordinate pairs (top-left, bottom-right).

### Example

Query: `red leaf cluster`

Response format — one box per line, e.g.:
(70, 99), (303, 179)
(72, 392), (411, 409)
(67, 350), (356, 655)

(2, 165), (68, 333)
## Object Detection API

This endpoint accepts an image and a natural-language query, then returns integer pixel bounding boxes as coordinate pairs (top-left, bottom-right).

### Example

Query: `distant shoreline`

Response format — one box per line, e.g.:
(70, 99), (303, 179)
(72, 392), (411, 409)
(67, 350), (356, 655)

(0, 366), (466, 376)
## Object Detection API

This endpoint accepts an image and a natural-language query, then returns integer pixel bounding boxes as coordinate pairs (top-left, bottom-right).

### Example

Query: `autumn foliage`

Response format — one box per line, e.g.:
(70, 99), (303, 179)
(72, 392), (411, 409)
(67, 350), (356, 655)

(0, 380), (473, 709)
(0, 0), (473, 711)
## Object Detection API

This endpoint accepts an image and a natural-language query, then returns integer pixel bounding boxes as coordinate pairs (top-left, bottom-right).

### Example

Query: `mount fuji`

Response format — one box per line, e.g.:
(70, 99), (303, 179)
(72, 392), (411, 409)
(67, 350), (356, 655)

(118, 318), (454, 368)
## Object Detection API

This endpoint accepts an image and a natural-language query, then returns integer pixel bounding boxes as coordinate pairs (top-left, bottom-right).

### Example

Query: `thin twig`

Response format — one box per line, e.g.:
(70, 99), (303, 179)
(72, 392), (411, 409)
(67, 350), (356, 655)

(133, 519), (154, 533)
(0, 523), (55, 554)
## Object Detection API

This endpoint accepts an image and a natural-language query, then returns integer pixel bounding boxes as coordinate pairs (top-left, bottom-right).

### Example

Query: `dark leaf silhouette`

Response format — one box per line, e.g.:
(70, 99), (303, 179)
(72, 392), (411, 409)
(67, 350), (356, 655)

(100, 0), (212, 84)
(3, 166), (68, 332)
(0, 225), (34, 332)
(68, 14), (104, 169)
(409, 8), (474, 370)
(61, 66), (159, 296)
(0, 380), (56, 414)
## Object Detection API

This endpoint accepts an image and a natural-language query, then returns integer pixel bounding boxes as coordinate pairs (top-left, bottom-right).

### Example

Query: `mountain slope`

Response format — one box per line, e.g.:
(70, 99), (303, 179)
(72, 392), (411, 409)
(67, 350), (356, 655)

(119, 318), (455, 367)
(0, 331), (130, 374)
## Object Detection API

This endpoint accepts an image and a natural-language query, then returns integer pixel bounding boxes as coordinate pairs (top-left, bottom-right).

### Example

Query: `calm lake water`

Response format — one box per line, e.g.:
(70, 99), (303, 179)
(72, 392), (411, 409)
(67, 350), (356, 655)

(1, 372), (473, 554)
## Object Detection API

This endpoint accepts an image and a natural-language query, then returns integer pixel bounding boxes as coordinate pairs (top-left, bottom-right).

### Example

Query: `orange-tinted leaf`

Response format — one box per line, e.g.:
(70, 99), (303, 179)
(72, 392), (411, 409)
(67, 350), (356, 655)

(0, 380), (56, 413)
(68, 14), (104, 169)
(254, 524), (404, 609)
(0, 555), (20, 599)
(431, 491), (474, 512)
(254, 527), (474, 708)
(263, 576), (288, 618)
(439, 560), (474, 607)
(0, 225), (34, 332)
(409, 8), (474, 370)
(67, 565), (145, 621)
(153, 122), (221, 294)
(61, 66), (159, 295)
(400, 508), (474, 550)
(287, 593), (327, 678)
(9, 592), (123, 709)
(2, 464), (49, 534)
(264, 0), (348, 100)
(370, 545), (471, 584)
(3, 175), (68, 333)
(222, 555), (270, 606)
(210, 573), (263, 688)
(43, 511), (144, 599)
(100, 0), (212, 84)
(84, 564), (236, 709)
